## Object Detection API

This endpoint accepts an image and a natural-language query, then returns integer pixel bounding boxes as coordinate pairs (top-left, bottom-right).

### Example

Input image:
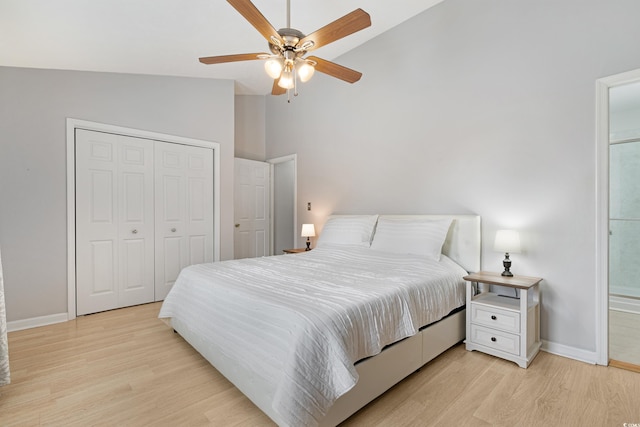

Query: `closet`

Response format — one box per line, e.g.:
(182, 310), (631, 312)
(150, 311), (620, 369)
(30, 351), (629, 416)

(75, 129), (214, 315)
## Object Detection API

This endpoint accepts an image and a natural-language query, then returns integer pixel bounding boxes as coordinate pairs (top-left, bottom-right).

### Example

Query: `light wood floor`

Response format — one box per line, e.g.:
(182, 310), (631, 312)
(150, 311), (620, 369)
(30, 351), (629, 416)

(2, 302), (640, 426)
(610, 309), (640, 366)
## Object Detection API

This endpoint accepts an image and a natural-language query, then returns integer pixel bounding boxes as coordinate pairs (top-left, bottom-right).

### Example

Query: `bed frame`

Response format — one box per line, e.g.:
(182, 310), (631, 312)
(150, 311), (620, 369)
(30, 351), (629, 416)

(172, 214), (481, 427)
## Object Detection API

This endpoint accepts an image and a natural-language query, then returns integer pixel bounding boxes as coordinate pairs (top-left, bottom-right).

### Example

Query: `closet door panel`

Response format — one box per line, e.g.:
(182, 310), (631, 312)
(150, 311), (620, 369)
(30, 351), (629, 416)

(154, 142), (213, 301)
(76, 129), (154, 315)
(118, 139), (155, 308)
(189, 236), (206, 265)
(90, 240), (116, 294)
(186, 148), (214, 263)
(76, 131), (119, 315)
(155, 143), (187, 301)
(163, 236), (183, 290)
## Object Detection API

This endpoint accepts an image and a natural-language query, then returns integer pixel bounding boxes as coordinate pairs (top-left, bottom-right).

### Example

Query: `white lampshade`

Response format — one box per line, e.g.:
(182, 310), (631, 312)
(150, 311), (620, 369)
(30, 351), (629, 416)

(264, 58), (284, 79)
(297, 61), (315, 83)
(301, 223), (316, 237)
(494, 230), (521, 253)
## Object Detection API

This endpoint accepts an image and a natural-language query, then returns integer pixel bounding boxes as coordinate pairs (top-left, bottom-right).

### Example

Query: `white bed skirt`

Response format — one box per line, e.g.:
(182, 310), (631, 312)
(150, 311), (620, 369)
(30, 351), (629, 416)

(169, 308), (465, 427)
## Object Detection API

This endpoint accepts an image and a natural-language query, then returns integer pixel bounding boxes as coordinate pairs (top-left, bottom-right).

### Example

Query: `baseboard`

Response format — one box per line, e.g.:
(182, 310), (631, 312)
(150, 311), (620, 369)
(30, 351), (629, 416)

(7, 312), (69, 332)
(609, 295), (640, 314)
(541, 340), (598, 365)
(609, 359), (640, 373)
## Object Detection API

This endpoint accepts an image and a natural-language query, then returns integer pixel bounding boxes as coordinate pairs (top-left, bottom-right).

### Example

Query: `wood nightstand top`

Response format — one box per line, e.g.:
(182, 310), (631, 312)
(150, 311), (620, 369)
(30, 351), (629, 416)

(463, 271), (542, 289)
(282, 248), (309, 254)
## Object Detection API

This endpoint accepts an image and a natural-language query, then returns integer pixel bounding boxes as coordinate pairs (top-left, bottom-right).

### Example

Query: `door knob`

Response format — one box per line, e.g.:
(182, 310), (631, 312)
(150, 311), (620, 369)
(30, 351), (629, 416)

(235, 224), (240, 228)
(132, 229), (138, 234)
(171, 228), (176, 232)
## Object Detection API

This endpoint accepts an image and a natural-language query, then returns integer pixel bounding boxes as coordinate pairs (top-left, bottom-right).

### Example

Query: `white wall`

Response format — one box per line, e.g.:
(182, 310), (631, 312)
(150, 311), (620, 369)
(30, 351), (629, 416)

(265, 0), (640, 358)
(0, 66), (235, 323)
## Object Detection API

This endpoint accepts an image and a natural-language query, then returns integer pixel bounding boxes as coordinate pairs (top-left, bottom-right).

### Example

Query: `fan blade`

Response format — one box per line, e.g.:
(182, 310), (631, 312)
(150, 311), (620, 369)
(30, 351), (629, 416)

(307, 56), (362, 83)
(227, 0), (283, 44)
(298, 9), (371, 51)
(272, 80), (287, 96)
(199, 53), (267, 65)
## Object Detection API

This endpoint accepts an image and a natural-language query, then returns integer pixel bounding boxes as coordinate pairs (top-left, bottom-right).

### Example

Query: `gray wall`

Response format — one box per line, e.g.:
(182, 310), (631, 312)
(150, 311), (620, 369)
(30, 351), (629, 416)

(234, 95), (266, 161)
(0, 66), (235, 322)
(265, 0), (640, 356)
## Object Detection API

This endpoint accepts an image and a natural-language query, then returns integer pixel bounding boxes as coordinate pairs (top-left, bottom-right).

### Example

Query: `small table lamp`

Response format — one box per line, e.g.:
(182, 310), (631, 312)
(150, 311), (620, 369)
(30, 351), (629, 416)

(494, 229), (521, 276)
(301, 224), (316, 251)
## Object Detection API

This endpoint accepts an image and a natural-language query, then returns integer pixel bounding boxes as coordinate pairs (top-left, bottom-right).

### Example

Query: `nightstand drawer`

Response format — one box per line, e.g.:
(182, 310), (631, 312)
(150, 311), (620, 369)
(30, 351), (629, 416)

(470, 324), (520, 356)
(470, 303), (520, 333)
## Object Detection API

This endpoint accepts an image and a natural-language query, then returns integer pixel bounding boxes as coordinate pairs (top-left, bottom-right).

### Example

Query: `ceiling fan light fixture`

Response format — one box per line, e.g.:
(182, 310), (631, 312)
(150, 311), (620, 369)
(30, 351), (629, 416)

(277, 67), (295, 89)
(200, 0), (371, 98)
(297, 60), (315, 83)
(264, 58), (284, 79)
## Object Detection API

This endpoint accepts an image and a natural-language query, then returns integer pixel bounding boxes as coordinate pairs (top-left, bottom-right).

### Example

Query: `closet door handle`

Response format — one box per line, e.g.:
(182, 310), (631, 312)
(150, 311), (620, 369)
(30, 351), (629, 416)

(171, 228), (176, 232)
(132, 229), (138, 234)
(491, 315), (497, 320)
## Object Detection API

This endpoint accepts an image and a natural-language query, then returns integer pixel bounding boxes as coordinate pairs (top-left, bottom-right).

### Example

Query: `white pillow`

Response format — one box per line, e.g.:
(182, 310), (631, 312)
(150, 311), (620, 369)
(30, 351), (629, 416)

(316, 215), (379, 247)
(370, 217), (453, 260)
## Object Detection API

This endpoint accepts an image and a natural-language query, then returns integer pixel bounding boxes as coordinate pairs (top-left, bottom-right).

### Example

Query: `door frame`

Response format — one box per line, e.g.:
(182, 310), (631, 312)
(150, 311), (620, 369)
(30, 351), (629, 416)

(66, 118), (221, 320)
(595, 68), (640, 365)
(267, 154), (297, 254)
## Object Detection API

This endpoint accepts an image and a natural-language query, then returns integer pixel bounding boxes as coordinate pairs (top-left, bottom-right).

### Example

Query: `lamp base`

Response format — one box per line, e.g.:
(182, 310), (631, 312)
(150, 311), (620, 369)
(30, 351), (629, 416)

(305, 239), (311, 251)
(501, 252), (513, 276)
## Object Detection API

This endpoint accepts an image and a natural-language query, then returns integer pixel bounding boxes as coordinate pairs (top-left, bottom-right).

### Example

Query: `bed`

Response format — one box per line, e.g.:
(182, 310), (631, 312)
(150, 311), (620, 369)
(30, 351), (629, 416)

(159, 214), (481, 427)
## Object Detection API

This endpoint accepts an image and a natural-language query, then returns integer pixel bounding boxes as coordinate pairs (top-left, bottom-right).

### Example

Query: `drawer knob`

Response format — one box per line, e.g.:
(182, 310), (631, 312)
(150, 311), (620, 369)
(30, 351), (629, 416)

(491, 337), (497, 342)
(491, 315), (497, 320)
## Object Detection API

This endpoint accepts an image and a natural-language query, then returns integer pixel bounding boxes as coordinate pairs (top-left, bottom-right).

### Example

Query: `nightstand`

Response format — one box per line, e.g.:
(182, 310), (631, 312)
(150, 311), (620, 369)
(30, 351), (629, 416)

(463, 271), (542, 368)
(282, 248), (309, 254)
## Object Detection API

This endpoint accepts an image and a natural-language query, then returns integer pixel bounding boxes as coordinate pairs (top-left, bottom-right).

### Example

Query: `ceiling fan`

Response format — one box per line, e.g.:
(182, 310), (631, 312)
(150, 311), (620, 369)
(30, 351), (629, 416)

(199, 0), (371, 99)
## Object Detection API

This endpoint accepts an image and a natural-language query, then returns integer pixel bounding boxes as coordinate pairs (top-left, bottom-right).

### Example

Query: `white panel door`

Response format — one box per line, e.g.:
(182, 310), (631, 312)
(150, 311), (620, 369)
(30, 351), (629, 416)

(234, 158), (270, 259)
(76, 130), (154, 315)
(155, 142), (214, 301)
(118, 140), (155, 308)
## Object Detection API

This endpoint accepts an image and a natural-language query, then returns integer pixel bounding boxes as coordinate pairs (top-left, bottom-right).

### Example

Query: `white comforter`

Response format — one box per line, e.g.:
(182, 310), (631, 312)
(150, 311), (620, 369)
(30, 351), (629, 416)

(158, 245), (467, 427)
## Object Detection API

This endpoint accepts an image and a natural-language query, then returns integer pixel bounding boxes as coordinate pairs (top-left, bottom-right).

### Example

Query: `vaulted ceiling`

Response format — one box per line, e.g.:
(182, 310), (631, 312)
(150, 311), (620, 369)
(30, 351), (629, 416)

(1, 0), (444, 95)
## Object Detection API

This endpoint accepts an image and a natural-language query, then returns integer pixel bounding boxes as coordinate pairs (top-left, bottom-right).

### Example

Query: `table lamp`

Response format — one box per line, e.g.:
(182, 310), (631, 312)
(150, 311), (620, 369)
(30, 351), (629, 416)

(301, 224), (316, 251)
(494, 229), (521, 277)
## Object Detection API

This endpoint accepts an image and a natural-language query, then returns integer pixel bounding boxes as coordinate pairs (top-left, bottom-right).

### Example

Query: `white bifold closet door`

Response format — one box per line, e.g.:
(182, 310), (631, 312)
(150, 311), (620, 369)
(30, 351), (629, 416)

(154, 142), (214, 301)
(75, 129), (213, 315)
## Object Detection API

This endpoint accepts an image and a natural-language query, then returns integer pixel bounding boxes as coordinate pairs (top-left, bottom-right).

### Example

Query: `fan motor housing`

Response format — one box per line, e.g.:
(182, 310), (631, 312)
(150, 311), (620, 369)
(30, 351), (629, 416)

(269, 27), (306, 54)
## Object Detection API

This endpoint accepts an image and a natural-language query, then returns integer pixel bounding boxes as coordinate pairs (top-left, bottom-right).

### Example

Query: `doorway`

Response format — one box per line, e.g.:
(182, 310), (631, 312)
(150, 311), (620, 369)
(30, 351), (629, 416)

(269, 155), (297, 255)
(232, 155), (296, 259)
(595, 69), (640, 369)
(233, 158), (271, 259)
(608, 81), (640, 370)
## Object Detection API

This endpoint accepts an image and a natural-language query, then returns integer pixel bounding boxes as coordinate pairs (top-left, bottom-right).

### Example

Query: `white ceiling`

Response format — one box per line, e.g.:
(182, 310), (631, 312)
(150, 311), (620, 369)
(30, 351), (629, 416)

(0, 0), (443, 95)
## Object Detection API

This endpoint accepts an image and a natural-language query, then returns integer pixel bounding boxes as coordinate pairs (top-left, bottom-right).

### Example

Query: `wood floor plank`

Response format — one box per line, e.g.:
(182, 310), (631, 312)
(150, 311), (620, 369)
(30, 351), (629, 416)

(2, 302), (640, 426)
